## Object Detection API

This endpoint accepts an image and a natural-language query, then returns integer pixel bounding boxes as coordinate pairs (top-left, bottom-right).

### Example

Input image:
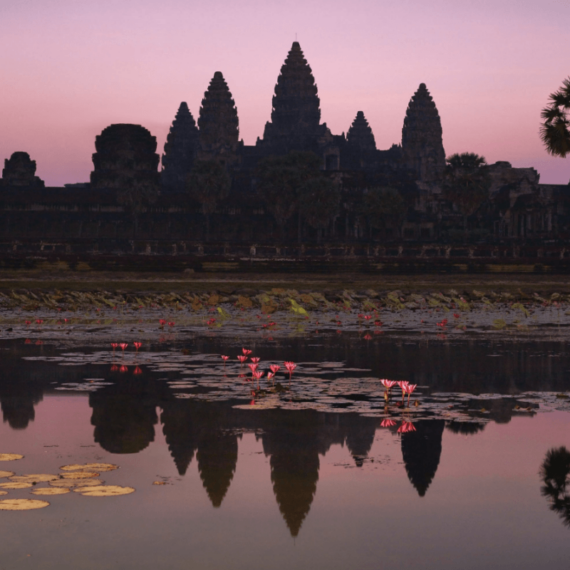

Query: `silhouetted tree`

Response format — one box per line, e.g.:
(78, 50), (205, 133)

(540, 446), (570, 528)
(443, 153), (491, 235)
(540, 77), (570, 159)
(256, 151), (321, 241)
(299, 176), (340, 242)
(186, 160), (231, 241)
(362, 186), (406, 238)
(117, 176), (160, 238)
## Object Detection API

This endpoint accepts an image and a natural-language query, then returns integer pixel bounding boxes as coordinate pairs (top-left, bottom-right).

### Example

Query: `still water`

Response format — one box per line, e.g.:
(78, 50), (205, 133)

(1, 335), (569, 569)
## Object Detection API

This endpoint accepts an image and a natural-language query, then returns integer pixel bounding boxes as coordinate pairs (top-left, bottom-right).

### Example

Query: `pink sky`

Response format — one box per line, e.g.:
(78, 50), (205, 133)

(1, 0), (569, 186)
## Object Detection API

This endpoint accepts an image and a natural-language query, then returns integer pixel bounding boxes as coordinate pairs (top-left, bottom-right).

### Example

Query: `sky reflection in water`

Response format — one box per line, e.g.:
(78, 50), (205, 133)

(0, 336), (569, 569)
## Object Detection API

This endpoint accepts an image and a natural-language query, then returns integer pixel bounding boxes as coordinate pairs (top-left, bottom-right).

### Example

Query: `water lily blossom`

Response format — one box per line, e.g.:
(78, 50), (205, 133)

(251, 357), (260, 364)
(270, 364), (281, 374)
(237, 355), (248, 364)
(403, 383), (417, 406)
(134, 342), (142, 351)
(284, 361), (297, 379)
(381, 379), (397, 390)
(242, 348), (252, 356)
(120, 343), (128, 351)
(397, 421), (416, 434)
(248, 363), (259, 374)
(381, 418), (397, 428)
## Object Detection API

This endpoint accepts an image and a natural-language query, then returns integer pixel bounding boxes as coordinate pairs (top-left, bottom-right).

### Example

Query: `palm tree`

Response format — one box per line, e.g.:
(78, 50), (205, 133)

(442, 153), (491, 236)
(540, 77), (570, 158)
(256, 151), (321, 241)
(540, 446), (570, 528)
(187, 160), (231, 241)
(299, 177), (340, 242)
(362, 186), (406, 239)
(117, 176), (160, 238)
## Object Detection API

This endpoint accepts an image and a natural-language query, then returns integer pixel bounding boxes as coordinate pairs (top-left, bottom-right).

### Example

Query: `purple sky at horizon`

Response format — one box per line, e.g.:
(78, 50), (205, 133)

(1, 0), (569, 186)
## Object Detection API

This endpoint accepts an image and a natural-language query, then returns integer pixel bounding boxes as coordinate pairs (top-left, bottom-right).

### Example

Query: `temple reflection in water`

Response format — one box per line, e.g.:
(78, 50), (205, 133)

(2, 337), (568, 537)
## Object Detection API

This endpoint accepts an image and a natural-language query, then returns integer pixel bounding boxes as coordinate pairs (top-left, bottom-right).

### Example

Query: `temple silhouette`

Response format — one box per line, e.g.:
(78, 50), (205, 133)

(0, 41), (567, 259)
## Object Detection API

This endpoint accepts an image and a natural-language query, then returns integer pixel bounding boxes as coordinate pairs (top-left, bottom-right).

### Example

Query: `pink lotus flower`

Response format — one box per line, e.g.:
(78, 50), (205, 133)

(270, 364), (281, 374)
(284, 362), (297, 378)
(242, 348), (252, 356)
(159, 319), (166, 326)
(237, 355), (248, 364)
(111, 343), (118, 350)
(397, 380), (409, 390)
(221, 355), (229, 362)
(168, 321), (175, 327)
(267, 371), (275, 382)
(134, 342), (142, 351)
(251, 357), (260, 364)
(403, 383), (417, 406)
(248, 363), (259, 374)
(120, 343), (128, 351)
(381, 379), (397, 389)
(381, 418), (397, 428)
(397, 421), (416, 434)
(252, 370), (264, 380)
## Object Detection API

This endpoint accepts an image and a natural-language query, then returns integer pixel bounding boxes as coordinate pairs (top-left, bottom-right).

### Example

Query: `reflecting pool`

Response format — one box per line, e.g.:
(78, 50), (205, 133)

(0, 335), (569, 569)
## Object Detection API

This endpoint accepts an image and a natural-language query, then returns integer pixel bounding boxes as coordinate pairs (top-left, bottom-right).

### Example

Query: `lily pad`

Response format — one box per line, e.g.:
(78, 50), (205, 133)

(0, 490), (7, 496)
(75, 485), (135, 497)
(60, 463), (118, 472)
(60, 472), (99, 479)
(0, 481), (33, 490)
(50, 478), (103, 488)
(0, 454), (24, 462)
(0, 499), (50, 510)
(0, 471), (15, 479)
(10, 474), (59, 483)
(31, 487), (70, 496)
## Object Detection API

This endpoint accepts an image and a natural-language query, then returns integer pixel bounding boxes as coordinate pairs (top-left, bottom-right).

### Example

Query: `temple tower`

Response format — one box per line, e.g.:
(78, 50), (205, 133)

(1, 152), (44, 188)
(347, 111), (377, 153)
(161, 102), (199, 192)
(197, 72), (239, 165)
(90, 124), (160, 190)
(262, 41), (321, 151)
(401, 83), (446, 182)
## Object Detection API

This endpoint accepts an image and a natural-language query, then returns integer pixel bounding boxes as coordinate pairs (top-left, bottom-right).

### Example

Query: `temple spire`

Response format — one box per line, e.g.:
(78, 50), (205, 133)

(347, 111), (377, 153)
(401, 83), (446, 182)
(261, 42), (322, 151)
(161, 102), (199, 192)
(198, 72), (239, 164)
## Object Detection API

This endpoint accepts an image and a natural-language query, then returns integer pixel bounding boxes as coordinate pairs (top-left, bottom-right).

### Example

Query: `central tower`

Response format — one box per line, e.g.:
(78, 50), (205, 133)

(259, 42), (338, 167)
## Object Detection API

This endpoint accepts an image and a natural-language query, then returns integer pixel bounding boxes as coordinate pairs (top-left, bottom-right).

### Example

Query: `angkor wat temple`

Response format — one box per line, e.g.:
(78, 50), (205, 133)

(1, 42), (569, 269)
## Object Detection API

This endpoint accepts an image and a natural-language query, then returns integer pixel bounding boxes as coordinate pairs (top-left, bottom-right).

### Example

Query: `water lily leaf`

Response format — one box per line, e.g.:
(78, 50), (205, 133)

(0, 491), (7, 495)
(50, 478), (103, 488)
(31, 487), (70, 496)
(75, 485), (135, 497)
(0, 482), (33, 489)
(60, 472), (99, 479)
(0, 499), (50, 510)
(0, 471), (14, 479)
(60, 463), (118, 472)
(0, 454), (24, 461)
(10, 474), (59, 483)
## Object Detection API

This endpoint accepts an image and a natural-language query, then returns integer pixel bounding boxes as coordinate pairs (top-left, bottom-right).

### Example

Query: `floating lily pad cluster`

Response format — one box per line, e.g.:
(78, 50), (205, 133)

(2, 284), (570, 343)
(0, 457), (134, 510)
(21, 349), (570, 422)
